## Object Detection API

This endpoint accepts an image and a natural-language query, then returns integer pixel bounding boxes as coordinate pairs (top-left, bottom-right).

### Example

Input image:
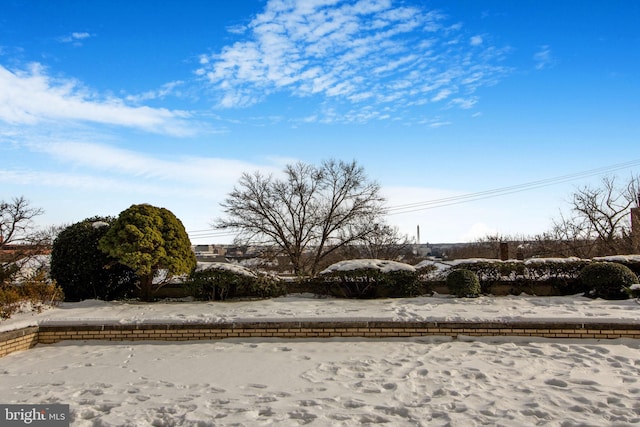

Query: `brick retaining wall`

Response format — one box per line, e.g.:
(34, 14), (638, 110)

(0, 326), (39, 358)
(37, 321), (640, 343)
(2, 321), (640, 359)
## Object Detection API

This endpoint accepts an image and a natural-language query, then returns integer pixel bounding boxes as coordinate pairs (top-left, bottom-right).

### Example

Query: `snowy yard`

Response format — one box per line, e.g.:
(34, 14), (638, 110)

(1, 295), (640, 426)
(3, 294), (640, 331)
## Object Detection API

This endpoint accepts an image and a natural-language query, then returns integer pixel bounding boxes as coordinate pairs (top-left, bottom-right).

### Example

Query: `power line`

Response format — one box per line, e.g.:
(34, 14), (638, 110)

(383, 158), (640, 216)
(188, 229), (237, 241)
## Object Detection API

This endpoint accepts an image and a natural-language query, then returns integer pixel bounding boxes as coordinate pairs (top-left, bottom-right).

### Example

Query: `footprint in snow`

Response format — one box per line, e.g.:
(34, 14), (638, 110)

(544, 378), (568, 388)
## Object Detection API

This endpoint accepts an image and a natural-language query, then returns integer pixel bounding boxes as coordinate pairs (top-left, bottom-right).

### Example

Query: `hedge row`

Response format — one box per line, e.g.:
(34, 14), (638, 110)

(311, 257), (640, 300)
(10, 255), (640, 308)
(187, 263), (286, 301)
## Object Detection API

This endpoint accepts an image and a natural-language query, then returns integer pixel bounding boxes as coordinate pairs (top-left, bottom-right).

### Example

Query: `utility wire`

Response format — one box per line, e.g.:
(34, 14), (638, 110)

(383, 158), (640, 216)
(188, 229), (237, 241)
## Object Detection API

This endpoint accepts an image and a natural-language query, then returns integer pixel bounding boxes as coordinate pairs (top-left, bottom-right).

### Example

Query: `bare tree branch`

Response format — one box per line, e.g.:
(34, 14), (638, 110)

(546, 175), (637, 257)
(216, 159), (385, 276)
(0, 196), (44, 248)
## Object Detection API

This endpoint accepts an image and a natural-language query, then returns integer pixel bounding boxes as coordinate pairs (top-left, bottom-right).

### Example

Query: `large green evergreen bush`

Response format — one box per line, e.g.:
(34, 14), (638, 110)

(579, 262), (638, 300)
(51, 217), (137, 301)
(99, 204), (196, 301)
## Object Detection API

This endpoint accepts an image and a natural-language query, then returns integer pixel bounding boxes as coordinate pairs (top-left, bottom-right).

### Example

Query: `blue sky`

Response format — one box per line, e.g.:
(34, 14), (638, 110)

(1, 0), (639, 244)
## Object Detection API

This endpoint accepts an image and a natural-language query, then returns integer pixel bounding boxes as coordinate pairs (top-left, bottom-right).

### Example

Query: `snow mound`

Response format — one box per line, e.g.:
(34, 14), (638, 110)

(320, 259), (415, 274)
(196, 262), (257, 278)
(594, 255), (640, 263)
(414, 259), (451, 271)
(447, 258), (503, 266)
(524, 257), (585, 264)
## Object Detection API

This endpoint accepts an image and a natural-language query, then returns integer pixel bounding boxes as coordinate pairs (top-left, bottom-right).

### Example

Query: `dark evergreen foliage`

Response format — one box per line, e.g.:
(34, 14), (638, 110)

(187, 266), (285, 301)
(579, 262), (638, 300)
(50, 216), (136, 301)
(446, 269), (481, 297)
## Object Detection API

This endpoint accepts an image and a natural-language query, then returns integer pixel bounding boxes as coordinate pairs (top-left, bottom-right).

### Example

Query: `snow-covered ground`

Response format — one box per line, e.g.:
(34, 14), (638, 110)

(2, 294), (640, 332)
(2, 295), (640, 426)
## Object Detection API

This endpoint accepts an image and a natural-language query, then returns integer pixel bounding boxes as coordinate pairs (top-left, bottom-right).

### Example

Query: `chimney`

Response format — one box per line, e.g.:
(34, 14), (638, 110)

(499, 242), (509, 261)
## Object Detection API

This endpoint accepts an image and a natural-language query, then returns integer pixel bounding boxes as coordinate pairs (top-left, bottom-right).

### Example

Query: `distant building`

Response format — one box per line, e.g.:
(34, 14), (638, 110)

(193, 244), (228, 257)
(0, 243), (51, 262)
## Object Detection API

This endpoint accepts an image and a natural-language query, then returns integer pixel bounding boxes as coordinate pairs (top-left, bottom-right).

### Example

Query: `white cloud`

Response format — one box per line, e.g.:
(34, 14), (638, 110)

(227, 24), (248, 35)
(57, 32), (93, 46)
(125, 80), (185, 102)
(461, 222), (498, 242)
(428, 120), (451, 128)
(0, 64), (196, 136)
(23, 141), (281, 187)
(449, 97), (477, 109)
(431, 89), (452, 102)
(72, 32), (91, 40)
(534, 45), (553, 70)
(470, 35), (483, 46)
(0, 168), (168, 195)
(198, 0), (510, 118)
(0, 139), (294, 234)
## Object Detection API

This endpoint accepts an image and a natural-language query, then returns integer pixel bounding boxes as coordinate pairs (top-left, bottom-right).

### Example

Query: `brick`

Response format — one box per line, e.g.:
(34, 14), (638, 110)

(5, 321), (640, 360)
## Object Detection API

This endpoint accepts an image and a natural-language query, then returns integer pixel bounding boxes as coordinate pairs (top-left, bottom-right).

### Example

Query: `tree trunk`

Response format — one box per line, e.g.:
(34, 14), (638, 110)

(139, 274), (155, 302)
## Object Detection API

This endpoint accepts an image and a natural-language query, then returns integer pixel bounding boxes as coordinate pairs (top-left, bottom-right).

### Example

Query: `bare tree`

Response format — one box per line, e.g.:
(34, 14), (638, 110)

(547, 175), (638, 257)
(357, 223), (413, 261)
(216, 159), (385, 276)
(537, 212), (597, 258)
(1, 197), (45, 284)
(0, 196), (44, 249)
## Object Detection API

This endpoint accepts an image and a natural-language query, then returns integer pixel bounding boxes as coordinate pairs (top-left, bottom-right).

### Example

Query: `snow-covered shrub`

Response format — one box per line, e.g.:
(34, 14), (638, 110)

(594, 255), (640, 278)
(414, 259), (449, 280)
(446, 269), (481, 297)
(0, 271), (63, 319)
(625, 283), (640, 300)
(187, 263), (285, 300)
(524, 257), (588, 277)
(319, 259), (419, 298)
(523, 257), (589, 295)
(15, 271), (64, 312)
(445, 259), (520, 294)
(447, 259), (512, 282)
(579, 262), (638, 300)
(0, 287), (20, 319)
(188, 263), (255, 300)
(243, 271), (287, 299)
